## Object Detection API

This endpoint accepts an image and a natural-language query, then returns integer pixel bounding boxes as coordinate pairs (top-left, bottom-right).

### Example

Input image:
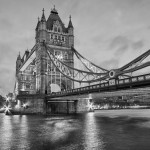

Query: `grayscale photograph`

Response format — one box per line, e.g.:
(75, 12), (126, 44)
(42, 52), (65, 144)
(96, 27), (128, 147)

(0, 0), (150, 149)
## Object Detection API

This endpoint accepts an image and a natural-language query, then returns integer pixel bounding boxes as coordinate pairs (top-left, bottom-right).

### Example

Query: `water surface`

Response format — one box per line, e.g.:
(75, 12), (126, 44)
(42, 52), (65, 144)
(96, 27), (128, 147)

(0, 109), (150, 150)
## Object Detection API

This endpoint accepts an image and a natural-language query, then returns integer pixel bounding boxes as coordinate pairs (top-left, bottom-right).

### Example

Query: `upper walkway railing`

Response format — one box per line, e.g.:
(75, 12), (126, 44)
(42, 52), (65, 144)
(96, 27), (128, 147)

(48, 73), (150, 98)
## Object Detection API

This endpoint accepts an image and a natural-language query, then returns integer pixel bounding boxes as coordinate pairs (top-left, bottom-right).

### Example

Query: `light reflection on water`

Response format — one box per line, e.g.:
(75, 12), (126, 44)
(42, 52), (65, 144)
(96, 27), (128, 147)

(83, 113), (104, 150)
(0, 109), (150, 150)
(1, 116), (13, 150)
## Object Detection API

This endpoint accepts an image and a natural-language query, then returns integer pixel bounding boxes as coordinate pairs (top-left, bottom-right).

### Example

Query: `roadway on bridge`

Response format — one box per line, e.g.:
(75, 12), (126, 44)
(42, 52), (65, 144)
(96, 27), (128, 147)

(47, 87), (150, 101)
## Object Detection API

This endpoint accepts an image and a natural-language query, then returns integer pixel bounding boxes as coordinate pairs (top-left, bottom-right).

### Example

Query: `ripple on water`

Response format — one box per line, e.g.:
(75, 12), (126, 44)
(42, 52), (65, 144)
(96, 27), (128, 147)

(1, 110), (150, 150)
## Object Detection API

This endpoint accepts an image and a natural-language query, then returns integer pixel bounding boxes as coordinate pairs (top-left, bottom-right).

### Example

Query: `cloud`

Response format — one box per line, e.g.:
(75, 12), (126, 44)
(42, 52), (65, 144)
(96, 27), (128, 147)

(109, 36), (129, 49)
(114, 44), (129, 56)
(109, 35), (144, 57)
(100, 58), (119, 70)
(131, 40), (144, 50)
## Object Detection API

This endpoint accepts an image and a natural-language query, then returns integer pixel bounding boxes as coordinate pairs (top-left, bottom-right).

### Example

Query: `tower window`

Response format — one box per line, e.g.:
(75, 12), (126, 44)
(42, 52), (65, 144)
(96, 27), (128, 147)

(58, 27), (60, 32)
(62, 36), (64, 41)
(58, 36), (61, 40)
(54, 27), (57, 32)
(21, 75), (23, 80)
(55, 35), (57, 39)
(50, 34), (53, 39)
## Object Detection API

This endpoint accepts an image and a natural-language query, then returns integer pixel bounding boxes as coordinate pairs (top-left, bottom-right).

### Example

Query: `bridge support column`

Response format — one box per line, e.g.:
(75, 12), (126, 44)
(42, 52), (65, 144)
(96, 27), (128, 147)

(15, 95), (46, 115)
(75, 98), (89, 113)
(46, 100), (78, 114)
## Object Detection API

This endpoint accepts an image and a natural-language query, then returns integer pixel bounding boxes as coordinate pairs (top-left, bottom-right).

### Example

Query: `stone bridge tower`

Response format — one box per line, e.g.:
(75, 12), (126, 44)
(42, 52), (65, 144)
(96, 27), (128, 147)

(35, 7), (74, 94)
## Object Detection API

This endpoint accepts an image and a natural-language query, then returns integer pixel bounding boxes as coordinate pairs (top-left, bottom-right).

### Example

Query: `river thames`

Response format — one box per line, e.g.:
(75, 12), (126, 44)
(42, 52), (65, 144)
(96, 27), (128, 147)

(0, 109), (150, 150)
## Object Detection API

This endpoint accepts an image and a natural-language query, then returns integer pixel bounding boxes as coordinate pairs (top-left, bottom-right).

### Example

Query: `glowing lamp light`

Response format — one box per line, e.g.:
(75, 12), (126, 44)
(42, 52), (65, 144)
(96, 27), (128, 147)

(3, 105), (12, 115)
(22, 103), (28, 109)
(5, 97), (10, 102)
(22, 104), (26, 108)
(88, 99), (94, 112)
(89, 103), (93, 110)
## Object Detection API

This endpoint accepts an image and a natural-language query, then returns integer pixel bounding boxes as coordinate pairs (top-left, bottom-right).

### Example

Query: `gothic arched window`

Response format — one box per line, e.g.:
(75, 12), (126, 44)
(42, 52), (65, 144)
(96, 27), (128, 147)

(55, 35), (57, 39)
(50, 34), (53, 39)
(54, 27), (57, 32)
(58, 36), (61, 40)
(58, 27), (60, 32)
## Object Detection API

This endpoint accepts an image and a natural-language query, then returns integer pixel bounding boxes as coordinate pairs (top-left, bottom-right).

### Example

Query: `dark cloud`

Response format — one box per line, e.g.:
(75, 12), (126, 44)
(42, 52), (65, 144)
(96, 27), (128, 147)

(131, 40), (144, 50)
(109, 35), (129, 56)
(115, 44), (129, 56)
(109, 35), (129, 49)
(109, 36), (144, 56)
(100, 58), (119, 70)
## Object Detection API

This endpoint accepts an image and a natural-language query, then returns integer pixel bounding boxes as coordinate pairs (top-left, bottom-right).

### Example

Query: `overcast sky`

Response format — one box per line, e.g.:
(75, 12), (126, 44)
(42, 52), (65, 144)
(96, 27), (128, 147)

(0, 0), (150, 95)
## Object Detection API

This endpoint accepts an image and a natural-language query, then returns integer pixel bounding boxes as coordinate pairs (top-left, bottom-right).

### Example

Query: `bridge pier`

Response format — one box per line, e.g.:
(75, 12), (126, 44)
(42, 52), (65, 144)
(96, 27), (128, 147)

(46, 100), (77, 114)
(76, 98), (92, 113)
(46, 98), (92, 114)
(15, 95), (46, 115)
(15, 94), (92, 115)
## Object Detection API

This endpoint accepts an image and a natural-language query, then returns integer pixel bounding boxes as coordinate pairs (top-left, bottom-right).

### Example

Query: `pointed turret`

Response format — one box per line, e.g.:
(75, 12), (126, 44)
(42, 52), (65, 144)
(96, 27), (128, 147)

(37, 8), (47, 43)
(68, 15), (73, 28)
(16, 52), (22, 73)
(68, 15), (74, 47)
(68, 15), (74, 35)
(41, 8), (46, 22)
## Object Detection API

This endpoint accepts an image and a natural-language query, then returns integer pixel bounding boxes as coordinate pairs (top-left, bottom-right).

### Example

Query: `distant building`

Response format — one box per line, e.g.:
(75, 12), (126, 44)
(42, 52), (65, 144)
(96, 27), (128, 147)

(15, 7), (74, 94)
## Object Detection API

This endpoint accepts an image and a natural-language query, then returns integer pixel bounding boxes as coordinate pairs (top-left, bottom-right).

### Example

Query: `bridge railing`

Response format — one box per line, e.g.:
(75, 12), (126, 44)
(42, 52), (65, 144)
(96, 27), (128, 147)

(49, 73), (150, 98)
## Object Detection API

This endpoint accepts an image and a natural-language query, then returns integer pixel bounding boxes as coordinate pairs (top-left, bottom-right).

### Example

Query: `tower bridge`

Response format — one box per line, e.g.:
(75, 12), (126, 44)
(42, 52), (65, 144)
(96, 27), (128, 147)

(14, 7), (150, 114)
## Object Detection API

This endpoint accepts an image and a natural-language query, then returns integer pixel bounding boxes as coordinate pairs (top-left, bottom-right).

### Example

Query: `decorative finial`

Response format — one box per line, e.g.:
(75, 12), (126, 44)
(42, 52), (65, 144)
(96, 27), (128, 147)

(69, 15), (71, 20)
(41, 8), (46, 22)
(68, 15), (73, 28)
(51, 5), (58, 14)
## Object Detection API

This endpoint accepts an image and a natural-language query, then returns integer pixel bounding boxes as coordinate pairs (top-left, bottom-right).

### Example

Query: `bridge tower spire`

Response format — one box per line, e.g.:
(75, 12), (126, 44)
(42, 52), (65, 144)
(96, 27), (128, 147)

(36, 8), (47, 43)
(16, 52), (22, 74)
(68, 15), (74, 47)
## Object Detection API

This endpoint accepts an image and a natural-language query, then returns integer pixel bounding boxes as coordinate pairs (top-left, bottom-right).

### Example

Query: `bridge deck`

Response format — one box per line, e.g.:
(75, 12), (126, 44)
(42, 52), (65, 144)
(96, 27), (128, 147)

(17, 73), (150, 101)
(47, 73), (150, 98)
